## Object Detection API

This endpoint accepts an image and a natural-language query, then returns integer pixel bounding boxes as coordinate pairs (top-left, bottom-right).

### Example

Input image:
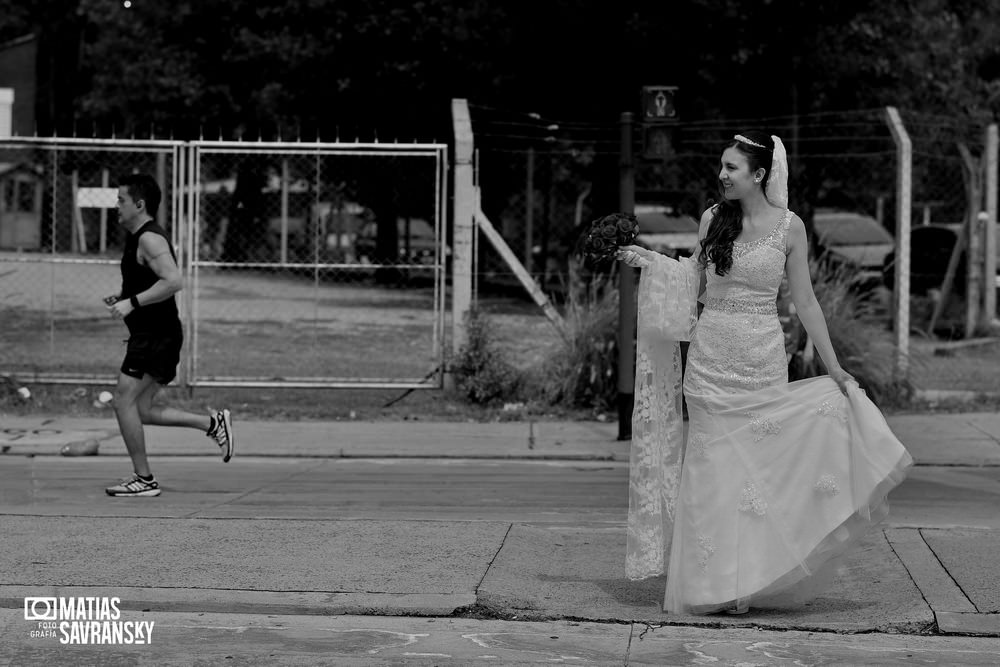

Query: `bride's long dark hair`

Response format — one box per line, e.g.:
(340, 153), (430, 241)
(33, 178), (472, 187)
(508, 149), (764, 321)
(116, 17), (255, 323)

(699, 130), (775, 276)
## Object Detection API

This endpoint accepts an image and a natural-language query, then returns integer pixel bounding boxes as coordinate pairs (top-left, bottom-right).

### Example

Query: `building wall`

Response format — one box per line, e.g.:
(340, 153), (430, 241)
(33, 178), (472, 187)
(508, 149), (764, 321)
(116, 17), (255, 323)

(0, 35), (38, 137)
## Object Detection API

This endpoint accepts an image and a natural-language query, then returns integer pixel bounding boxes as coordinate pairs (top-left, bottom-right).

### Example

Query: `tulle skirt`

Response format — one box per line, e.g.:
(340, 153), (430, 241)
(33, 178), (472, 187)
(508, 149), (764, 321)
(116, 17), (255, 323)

(664, 376), (912, 614)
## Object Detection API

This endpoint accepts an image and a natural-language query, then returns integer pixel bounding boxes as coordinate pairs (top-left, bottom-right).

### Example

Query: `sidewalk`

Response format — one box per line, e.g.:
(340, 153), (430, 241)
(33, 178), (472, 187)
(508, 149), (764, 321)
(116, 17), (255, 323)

(3, 411), (1000, 464)
(1, 410), (999, 642)
(0, 416), (626, 460)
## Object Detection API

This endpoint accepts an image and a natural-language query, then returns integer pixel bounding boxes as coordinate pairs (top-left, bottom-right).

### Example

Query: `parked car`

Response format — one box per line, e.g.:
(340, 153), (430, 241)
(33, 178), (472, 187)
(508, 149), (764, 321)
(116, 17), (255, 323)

(354, 217), (446, 267)
(812, 209), (895, 290)
(634, 204), (700, 259)
(882, 223), (969, 296)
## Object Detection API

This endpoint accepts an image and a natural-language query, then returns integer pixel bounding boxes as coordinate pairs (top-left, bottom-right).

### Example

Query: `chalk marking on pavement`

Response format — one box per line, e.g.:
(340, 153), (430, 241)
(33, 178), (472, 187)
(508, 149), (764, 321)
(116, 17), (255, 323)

(162, 624), (254, 633)
(320, 628), (429, 655)
(462, 633), (586, 661)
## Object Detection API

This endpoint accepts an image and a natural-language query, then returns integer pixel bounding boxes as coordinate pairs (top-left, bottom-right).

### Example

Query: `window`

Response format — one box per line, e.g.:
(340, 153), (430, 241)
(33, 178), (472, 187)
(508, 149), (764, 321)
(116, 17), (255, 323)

(16, 179), (35, 212)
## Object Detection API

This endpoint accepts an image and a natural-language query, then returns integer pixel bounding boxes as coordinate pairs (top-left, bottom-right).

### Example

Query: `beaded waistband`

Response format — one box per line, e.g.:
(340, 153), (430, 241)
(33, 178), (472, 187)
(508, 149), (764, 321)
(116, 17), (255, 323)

(702, 296), (777, 315)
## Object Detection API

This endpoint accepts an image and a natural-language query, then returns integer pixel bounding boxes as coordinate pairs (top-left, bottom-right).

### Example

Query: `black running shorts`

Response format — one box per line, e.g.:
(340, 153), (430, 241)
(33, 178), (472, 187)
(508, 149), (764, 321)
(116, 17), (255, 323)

(120, 332), (183, 385)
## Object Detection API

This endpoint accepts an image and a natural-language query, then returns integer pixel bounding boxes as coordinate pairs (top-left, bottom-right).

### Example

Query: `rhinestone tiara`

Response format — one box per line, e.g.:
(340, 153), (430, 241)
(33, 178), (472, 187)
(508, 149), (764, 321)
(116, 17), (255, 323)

(734, 134), (767, 149)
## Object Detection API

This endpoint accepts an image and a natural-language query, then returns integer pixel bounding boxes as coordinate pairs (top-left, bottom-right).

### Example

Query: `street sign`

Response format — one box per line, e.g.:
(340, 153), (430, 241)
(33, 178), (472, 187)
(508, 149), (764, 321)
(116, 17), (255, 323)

(640, 86), (679, 159)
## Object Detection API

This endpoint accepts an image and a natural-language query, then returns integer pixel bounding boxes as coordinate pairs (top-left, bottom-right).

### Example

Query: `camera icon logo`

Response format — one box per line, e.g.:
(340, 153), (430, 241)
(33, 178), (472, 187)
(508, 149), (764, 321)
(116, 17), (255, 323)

(24, 597), (57, 621)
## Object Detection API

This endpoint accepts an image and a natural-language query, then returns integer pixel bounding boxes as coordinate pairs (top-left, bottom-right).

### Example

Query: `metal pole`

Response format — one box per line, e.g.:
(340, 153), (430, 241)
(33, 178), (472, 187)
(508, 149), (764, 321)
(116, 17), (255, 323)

(617, 112), (636, 441)
(99, 168), (108, 253)
(525, 147), (535, 275)
(280, 158), (289, 264)
(156, 151), (167, 230)
(174, 143), (190, 391)
(188, 143), (200, 389)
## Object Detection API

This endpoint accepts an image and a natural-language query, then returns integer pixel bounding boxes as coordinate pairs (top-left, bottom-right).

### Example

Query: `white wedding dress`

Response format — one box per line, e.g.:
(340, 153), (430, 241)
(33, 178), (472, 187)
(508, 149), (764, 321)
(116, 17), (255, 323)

(625, 210), (913, 614)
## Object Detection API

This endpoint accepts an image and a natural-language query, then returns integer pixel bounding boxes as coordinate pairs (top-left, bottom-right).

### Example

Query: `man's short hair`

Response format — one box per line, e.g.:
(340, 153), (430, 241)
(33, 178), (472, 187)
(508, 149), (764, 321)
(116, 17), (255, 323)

(119, 173), (162, 217)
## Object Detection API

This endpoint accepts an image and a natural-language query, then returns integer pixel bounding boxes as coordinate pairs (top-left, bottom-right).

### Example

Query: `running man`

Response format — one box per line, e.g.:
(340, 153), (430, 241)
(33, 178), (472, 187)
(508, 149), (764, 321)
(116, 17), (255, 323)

(103, 173), (234, 497)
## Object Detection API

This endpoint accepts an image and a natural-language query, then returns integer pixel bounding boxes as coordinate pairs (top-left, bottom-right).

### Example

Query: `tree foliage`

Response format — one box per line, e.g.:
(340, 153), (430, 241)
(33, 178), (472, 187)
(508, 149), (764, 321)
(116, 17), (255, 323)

(2, 0), (1000, 136)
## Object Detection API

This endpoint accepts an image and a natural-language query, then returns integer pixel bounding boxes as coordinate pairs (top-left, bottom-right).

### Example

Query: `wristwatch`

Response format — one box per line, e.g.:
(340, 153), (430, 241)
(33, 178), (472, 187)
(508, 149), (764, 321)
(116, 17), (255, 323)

(129, 296), (141, 309)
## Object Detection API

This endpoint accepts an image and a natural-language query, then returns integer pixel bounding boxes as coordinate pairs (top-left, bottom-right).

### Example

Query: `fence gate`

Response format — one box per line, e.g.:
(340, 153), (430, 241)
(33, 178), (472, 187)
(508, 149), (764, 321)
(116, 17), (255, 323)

(185, 141), (448, 388)
(0, 137), (183, 385)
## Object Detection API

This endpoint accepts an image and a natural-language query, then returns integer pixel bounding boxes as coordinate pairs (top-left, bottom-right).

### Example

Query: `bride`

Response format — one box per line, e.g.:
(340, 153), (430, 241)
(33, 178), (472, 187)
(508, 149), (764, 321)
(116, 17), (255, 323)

(617, 130), (912, 615)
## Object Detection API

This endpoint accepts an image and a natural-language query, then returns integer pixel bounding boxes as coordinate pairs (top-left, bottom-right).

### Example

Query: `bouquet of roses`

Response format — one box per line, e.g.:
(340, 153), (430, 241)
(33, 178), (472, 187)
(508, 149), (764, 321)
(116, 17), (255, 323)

(579, 212), (640, 269)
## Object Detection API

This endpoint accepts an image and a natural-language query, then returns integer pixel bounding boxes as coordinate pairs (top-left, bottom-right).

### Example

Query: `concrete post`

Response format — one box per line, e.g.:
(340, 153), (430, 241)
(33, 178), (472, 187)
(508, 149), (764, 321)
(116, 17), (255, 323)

(450, 99), (475, 388)
(885, 107), (911, 377)
(984, 124), (997, 327)
(0, 88), (12, 137)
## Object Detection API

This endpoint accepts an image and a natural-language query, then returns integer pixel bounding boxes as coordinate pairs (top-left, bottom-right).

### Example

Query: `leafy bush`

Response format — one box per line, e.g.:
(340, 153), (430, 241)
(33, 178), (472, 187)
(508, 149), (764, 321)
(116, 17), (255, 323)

(452, 308), (522, 406)
(785, 261), (916, 407)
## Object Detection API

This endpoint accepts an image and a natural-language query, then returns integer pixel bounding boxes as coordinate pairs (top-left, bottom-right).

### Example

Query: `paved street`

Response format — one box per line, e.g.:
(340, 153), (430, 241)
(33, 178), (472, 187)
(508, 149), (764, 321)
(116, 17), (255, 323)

(4, 612), (1000, 666)
(0, 414), (999, 664)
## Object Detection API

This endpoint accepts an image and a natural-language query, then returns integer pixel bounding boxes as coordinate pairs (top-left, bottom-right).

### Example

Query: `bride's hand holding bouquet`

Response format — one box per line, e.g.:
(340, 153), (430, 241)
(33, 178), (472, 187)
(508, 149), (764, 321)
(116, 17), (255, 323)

(580, 212), (641, 269)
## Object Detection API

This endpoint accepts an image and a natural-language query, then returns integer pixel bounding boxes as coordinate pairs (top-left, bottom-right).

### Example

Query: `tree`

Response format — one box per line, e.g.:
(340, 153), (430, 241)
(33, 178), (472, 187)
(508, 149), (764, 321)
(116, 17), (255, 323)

(71, 0), (510, 139)
(5, 0), (1000, 139)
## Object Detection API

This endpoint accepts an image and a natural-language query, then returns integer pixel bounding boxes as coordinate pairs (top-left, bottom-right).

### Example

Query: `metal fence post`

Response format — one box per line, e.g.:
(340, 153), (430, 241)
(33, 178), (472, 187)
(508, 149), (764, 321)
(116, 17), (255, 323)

(180, 142), (194, 391)
(885, 107), (910, 377)
(450, 99), (475, 389)
(525, 147), (534, 276)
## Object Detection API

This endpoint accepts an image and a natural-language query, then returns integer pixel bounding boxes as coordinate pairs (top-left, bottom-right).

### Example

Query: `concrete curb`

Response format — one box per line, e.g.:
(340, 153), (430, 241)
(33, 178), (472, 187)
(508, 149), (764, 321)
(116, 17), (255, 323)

(0, 587), (474, 618)
(3, 413), (1000, 465)
(936, 612), (1000, 637)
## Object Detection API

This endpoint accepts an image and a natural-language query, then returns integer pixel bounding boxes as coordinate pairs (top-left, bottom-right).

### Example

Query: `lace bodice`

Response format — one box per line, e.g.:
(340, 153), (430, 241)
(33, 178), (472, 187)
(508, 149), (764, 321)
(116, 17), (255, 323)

(703, 209), (792, 314)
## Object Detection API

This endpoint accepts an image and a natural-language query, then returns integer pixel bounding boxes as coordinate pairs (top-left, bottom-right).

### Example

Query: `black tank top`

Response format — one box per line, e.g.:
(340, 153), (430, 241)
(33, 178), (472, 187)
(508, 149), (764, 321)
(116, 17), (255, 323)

(121, 220), (181, 335)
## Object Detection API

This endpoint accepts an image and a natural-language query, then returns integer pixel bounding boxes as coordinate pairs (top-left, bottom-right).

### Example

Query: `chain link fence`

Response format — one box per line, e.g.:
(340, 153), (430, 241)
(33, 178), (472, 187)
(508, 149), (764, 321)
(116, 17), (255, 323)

(188, 143), (448, 387)
(895, 111), (982, 309)
(472, 108), (903, 287)
(0, 138), (180, 384)
(469, 105), (1000, 396)
(0, 138), (449, 388)
(894, 111), (998, 394)
(471, 106), (616, 299)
